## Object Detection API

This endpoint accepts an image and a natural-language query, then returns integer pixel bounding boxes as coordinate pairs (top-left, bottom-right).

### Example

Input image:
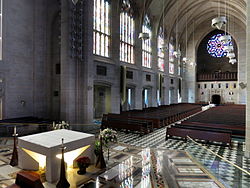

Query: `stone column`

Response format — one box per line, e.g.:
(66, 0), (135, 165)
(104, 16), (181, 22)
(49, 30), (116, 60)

(134, 15), (143, 109)
(60, 0), (94, 124)
(81, 0), (94, 124)
(245, 0), (250, 157)
(151, 25), (158, 107)
(110, 1), (121, 114)
(236, 25), (247, 104)
(60, 0), (77, 123)
(164, 38), (170, 105)
(183, 39), (196, 103)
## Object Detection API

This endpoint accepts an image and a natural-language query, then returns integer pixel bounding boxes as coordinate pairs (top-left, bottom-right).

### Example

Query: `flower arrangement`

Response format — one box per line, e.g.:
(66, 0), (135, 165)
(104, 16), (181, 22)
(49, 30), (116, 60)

(76, 156), (91, 167)
(53, 121), (70, 130)
(100, 128), (117, 146)
(76, 156), (91, 174)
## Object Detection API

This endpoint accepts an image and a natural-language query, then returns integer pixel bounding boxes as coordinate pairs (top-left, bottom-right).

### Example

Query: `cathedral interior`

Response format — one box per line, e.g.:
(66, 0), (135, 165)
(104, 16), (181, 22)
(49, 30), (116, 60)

(0, 0), (250, 187)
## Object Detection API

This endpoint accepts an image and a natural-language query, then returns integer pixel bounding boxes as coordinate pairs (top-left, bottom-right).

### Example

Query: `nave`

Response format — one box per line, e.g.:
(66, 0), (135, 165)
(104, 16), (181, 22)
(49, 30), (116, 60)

(0, 104), (249, 188)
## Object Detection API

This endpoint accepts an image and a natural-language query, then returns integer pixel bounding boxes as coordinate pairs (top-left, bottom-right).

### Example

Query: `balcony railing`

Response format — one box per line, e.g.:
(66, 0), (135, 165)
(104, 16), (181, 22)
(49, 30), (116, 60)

(197, 72), (237, 82)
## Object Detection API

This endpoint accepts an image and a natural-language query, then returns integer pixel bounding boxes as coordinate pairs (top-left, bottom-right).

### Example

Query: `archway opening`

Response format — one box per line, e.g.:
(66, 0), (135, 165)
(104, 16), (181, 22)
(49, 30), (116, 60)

(212, 95), (221, 105)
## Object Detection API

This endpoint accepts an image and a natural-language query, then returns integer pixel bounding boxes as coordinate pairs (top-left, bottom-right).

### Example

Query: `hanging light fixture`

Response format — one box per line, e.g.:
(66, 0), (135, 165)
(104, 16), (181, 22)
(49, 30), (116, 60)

(211, 1), (227, 30)
(160, 45), (168, 52)
(211, 17), (227, 30)
(219, 35), (231, 43)
(190, 62), (196, 67)
(229, 58), (237, 64)
(72, 0), (78, 5)
(139, 0), (149, 40)
(224, 45), (234, 52)
(227, 52), (235, 59)
(173, 48), (181, 58)
(139, 32), (149, 40)
(183, 57), (188, 62)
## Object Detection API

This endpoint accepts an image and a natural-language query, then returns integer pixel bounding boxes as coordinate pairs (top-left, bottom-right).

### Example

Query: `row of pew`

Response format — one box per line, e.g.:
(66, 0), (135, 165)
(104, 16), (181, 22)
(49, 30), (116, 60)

(101, 103), (202, 135)
(166, 104), (246, 148)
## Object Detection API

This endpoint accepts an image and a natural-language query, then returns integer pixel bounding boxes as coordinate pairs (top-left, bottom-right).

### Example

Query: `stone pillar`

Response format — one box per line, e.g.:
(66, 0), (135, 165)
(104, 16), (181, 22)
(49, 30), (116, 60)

(236, 26), (247, 104)
(134, 16), (143, 109)
(60, 0), (77, 123)
(60, 0), (94, 124)
(151, 26), (158, 107)
(183, 39), (196, 103)
(110, 1), (121, 114)
(81, 0), (94, 124)
(33, 0), (48, 118)
(245, 0), (250, 157)
(164, 39), (170, 105)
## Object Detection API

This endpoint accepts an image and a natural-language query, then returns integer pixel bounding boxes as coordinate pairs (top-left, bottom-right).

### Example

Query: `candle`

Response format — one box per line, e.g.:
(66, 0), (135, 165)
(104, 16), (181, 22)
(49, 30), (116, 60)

(14, 126), (16, 135)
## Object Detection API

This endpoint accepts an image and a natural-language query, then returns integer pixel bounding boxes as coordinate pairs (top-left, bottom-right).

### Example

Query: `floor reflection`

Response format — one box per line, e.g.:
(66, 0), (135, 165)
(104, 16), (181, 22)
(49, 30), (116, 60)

(0, 139), (226, 188)
(96, 143), (224, 188)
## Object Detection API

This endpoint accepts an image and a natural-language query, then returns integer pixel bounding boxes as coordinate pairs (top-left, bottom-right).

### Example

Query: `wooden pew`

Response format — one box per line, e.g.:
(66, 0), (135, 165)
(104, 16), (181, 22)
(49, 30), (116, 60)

(107, 113), (162, 128)
(102, 114), (153, 135)
(101, 103), (203, 135)
(166, 126), (232, 148)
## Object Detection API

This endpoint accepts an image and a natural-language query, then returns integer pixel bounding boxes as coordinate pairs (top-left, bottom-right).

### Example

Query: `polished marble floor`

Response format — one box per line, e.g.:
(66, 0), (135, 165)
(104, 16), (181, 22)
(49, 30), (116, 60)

(116, 125), (250, 188)
(0, 122), (250, 188)
(0, 137), (227, 188)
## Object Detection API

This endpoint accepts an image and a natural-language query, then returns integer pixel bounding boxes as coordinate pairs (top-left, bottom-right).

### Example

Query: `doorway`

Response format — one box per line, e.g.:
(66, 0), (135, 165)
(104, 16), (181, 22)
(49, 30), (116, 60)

(142, 88), (151, 108)
(212, 95), (221, 105)
(94, 85), (111, 118)
(169, 88), (175, 104)
(126, 87), (135, 110)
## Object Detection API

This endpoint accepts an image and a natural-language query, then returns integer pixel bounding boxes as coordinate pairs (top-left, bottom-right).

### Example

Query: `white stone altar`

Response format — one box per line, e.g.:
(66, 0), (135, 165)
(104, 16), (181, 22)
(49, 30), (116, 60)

(18, 129), (95, 183)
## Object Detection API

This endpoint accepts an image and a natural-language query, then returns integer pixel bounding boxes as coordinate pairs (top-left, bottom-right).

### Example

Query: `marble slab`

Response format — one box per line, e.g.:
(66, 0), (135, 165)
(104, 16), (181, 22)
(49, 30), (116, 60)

(177, 180), (220, 188)
(171, 158), (193, 163)
(113, 146), (127, 151)
(177, 167), (204, 174)
(99, 165), (120, 180)
(19, 129), (94, 149)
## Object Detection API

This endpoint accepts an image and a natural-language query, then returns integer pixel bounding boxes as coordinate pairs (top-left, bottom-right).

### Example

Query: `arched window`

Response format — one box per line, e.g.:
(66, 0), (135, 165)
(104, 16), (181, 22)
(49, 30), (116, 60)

(169, 42), (174, 62)
(158, 27), (164, 72)
(120, 0), (135, 64)
(142, 15), (152, 68)
(93, 0), (110, 57)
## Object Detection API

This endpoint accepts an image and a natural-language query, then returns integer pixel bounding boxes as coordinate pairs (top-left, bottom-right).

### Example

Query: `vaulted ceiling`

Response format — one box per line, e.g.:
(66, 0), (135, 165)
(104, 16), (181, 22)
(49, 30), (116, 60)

(132, 0), (246, 43)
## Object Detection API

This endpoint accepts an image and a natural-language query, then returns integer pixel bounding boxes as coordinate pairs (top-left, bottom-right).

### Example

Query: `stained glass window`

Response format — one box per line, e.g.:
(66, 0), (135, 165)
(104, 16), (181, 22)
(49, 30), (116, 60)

(169, 63), (174, 74)
(169, 43), (174, 62)
(207, 33), (232, 58)
(93, 0), (110, 57)
(120, 4), (135, 64)
(158, 27), (164, 72)
(142, 15), (152, 68)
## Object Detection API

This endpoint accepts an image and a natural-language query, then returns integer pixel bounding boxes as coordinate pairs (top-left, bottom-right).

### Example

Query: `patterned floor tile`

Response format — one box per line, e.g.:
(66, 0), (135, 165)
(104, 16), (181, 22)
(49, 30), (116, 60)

(117, 125), (250, 187)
